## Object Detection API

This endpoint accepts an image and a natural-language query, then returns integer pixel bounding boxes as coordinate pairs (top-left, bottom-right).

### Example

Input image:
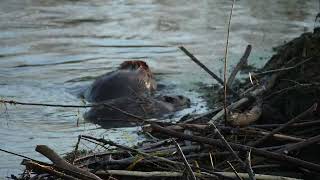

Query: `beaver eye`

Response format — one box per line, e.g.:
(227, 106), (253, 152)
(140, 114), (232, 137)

(178, 95), (184, 99)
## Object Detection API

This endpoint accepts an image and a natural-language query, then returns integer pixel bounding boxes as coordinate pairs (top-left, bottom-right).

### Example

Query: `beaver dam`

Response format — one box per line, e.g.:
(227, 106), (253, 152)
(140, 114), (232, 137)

(3, 28), (320, 180)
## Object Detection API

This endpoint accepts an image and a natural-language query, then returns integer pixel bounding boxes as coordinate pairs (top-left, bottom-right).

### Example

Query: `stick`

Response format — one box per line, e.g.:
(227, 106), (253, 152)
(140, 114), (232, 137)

(179, 46), (239, 97)
(172, 139), (196, 180)
(35, 145), (102, 180)
(227, 161), (243, 180)
(22, 160), (78, 180)
(223, 0), (236, 125)
(0, 99), (146, 122)
(210, 123), (255, 180)
(71, 135), (82, 164)
(96, 170), (183, 178)
(249, 103), (317, 147)
(281, 134), (320, 153)
(0, 148), (40, 163)
(96, 170), (301, 180)
(253, 57), (312, 76)
(213, 172), (301, 180)
(250, 120), (320, 128)
(227, 45), (252, 87)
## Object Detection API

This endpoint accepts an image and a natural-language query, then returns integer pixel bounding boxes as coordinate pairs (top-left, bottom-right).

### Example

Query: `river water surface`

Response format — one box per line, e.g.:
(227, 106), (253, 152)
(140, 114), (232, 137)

(0, 0), (318, 177)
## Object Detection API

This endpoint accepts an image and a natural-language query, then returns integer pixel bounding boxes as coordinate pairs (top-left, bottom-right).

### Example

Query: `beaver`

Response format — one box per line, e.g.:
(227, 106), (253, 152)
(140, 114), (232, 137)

(84, 94), (191, 128)
(84, 60), (157, 102)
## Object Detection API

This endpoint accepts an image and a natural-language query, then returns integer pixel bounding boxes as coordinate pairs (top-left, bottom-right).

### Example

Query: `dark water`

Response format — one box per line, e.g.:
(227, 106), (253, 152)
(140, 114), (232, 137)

(0, 0), (318, 177)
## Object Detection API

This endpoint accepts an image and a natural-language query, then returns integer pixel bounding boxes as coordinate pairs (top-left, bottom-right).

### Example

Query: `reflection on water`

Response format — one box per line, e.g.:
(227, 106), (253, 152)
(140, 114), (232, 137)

(0, 0), (318, 177)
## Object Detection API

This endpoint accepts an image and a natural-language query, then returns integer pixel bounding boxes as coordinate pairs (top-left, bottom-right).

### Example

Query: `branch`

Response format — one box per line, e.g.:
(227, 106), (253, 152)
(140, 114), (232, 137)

(179, 46), (239, 97)
(36, 145), (102, 180)
(227, 44), (252, 87)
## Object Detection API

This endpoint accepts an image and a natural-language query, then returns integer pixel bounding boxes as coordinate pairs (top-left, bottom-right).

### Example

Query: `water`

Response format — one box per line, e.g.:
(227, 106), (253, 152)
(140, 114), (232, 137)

(0, 0), (318, 177)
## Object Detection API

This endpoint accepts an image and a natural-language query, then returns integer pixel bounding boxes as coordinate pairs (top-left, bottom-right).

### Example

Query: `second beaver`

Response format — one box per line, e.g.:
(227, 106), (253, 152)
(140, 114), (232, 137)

(84, 60), (157, 102)
(84, 94), (191, 128)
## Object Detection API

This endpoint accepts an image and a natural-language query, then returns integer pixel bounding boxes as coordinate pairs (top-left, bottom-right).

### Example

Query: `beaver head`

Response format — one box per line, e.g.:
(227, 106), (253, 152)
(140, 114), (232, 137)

(85, 60), (157, 102)
(119, 60), (157, 91)
(119, 60), (150, 71)
(157, 95), (191, 111)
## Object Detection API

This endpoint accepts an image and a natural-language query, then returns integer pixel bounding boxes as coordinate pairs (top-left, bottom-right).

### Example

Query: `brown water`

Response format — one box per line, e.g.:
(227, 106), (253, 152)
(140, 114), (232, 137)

(0, 0), (318, 177)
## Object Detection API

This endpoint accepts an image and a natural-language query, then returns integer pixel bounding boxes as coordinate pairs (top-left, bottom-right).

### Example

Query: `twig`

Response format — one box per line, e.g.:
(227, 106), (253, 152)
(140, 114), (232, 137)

(0, 148), (40, 163)
(172, 139), (196, 180)
(249, 103), (317, 147)
(71, 136), (82, 164)
(227, 45), (252, 87)
(212, 172), (301, 180)
(227, 161), (243, 180)
(250, 119), (320, 128)
(246, 149), (255, 180)
(209, 152), (215, 170)
(253, 57), (312, 76)
(280, 134), (320, 154)
(210, 123), (255, 180)
(179, 46), (239, 97)
(0, 99), (145, 122)
(223, 0), (236, 125)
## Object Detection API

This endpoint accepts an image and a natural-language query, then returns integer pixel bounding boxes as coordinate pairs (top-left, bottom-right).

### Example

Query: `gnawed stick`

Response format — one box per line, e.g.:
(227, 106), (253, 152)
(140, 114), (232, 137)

(227, 104), (262, 126)
(150, 123), (320, 172)
(227, 45), (252, 88)
(35, 145), (102, 180)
